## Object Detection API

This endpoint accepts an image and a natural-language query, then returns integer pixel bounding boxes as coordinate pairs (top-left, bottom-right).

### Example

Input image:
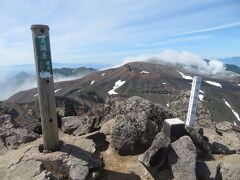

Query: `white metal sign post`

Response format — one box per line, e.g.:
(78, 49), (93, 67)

(186, 76), (202, 128)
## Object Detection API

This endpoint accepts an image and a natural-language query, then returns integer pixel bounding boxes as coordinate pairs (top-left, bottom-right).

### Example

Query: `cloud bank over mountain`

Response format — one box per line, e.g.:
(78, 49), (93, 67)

(122, 50), (226, 76)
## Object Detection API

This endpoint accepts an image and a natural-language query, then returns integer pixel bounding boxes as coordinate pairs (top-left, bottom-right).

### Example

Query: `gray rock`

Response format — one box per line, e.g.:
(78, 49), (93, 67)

(211, 142), (230, 155)
(0, 114), (17, 136)
(5, 128), (39, 148)
(0, 138), (7, 156)
(220, 154), (240, 180)
(69, 165), (89, 180)
(61, 116), (95, 135)
(216, 121), (233, 132)
(139, 132), (170, 168)
(111, 96), (173, 153)
(168, 136), (197, 180)
(100, 119), (115, 135)
(5, 160), (42, 180)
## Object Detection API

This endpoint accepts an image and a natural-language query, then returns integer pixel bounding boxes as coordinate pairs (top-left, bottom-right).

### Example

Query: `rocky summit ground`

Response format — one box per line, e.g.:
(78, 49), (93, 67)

(0, 95), (240, 180)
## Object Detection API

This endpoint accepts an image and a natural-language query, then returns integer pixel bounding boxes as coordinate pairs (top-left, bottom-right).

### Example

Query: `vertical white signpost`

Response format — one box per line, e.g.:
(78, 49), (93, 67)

(186, 76), (202, 128)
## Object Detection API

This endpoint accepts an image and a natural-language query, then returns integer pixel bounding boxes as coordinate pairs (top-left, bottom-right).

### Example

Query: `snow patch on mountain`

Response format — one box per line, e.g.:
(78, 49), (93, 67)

(141, 71), (149, 74)
(205, 80), (222, 88)
(177, 71), (193, 80)
(223, 99), (240, 121)
(55, 89), (61, 93)
(108, 80), (126, 95)
(199, 94), (204, 101)
(91, 80), (95, 85)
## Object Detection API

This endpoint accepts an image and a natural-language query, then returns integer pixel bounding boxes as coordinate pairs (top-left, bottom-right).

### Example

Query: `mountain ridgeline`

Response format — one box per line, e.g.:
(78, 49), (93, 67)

(5, 61), (240, 128)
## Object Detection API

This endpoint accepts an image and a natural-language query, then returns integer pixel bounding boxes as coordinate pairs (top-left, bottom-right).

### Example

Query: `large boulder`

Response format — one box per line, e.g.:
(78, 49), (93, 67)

(139, 132), (170, 168)
(111, 96), (173, 154)
(168, 136), (197, 180)
(5, 128), (39, 149)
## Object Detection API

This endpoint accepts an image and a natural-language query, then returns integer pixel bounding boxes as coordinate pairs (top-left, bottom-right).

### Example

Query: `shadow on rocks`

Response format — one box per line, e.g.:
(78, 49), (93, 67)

(100, 169), (141, 180)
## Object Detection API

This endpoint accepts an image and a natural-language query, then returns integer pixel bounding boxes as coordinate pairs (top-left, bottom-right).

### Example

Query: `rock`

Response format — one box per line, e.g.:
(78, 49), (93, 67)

(5, 160), (42, 180)
(220, 154), (240, 180)
(138, 132), (170, 168)
(0, 114), (17, 136)
(196, 160), (221, 180)
(204, 127), (240, 153)
(100, 119), (115, 135)
(216, 121), (233, 132)
(168, 136), (197, 180)
(69, 164), (89, 180)
(5, 128), (39, 148)
(70, 138), (102, 168)
(0, 138), (7, 156)
(61, 116), (96, 136)
(111, 96), (173, 154)
(211, 142), (230, 155)
(185, 127), (212, 157)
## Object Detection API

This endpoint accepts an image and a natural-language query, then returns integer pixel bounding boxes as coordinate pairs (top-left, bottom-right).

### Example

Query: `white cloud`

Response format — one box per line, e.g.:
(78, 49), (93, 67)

(179, 21), (240, 35)
(121, 49), (226, 75)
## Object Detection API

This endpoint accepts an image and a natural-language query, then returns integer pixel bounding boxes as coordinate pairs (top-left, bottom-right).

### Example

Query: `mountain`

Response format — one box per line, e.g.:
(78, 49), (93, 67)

(1, 61), (240, 179)
(7, 62), (240, 126)
(53, 67), (97, 80)
(0, 67), (97, 101)
(204, 59), (240, 75)
(225, 64), (240, 74)
(220, 57), (240, 67)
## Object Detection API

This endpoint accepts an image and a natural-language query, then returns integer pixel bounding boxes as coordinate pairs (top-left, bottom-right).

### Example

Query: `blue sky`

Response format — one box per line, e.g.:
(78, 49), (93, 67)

(0, 0), (240, 66)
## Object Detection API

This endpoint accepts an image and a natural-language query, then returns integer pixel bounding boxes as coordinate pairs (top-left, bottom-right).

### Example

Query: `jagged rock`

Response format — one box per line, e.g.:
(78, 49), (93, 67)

(185, 127), (212, 157)
(100, 119), (115, 135)
(0, 114), (17, 136)
(61, 116), (96, 136)
(69, 165), (89, 180)
(196, 160), (221, 180)
(139, 132), (170, 168)
(220, 154), (240, 180)
(168, 136), (197, 180)
(111, 96), (173, 154)
(5, 128), (39, 148)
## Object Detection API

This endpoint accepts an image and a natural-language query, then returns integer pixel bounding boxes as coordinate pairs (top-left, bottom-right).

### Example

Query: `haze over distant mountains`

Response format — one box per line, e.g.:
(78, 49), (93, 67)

(0, 66), (97, 101)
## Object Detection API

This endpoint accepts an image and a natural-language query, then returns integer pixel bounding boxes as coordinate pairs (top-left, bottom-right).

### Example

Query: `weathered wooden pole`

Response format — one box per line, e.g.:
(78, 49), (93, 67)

(186, 76), (202, 128)
(31, 24), (59, 151)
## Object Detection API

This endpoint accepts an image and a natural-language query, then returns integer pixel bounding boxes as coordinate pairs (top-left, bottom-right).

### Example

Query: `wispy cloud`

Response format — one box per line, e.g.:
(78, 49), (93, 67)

(179, 21), (240, 35)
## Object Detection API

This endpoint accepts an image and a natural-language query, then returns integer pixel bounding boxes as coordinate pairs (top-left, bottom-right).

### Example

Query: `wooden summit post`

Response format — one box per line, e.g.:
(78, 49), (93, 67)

(31, 24), (59, 151)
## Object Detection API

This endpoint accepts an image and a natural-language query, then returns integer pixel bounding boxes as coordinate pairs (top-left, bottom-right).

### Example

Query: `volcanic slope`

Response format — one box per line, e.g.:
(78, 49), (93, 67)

(7, 62), (240, 125)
